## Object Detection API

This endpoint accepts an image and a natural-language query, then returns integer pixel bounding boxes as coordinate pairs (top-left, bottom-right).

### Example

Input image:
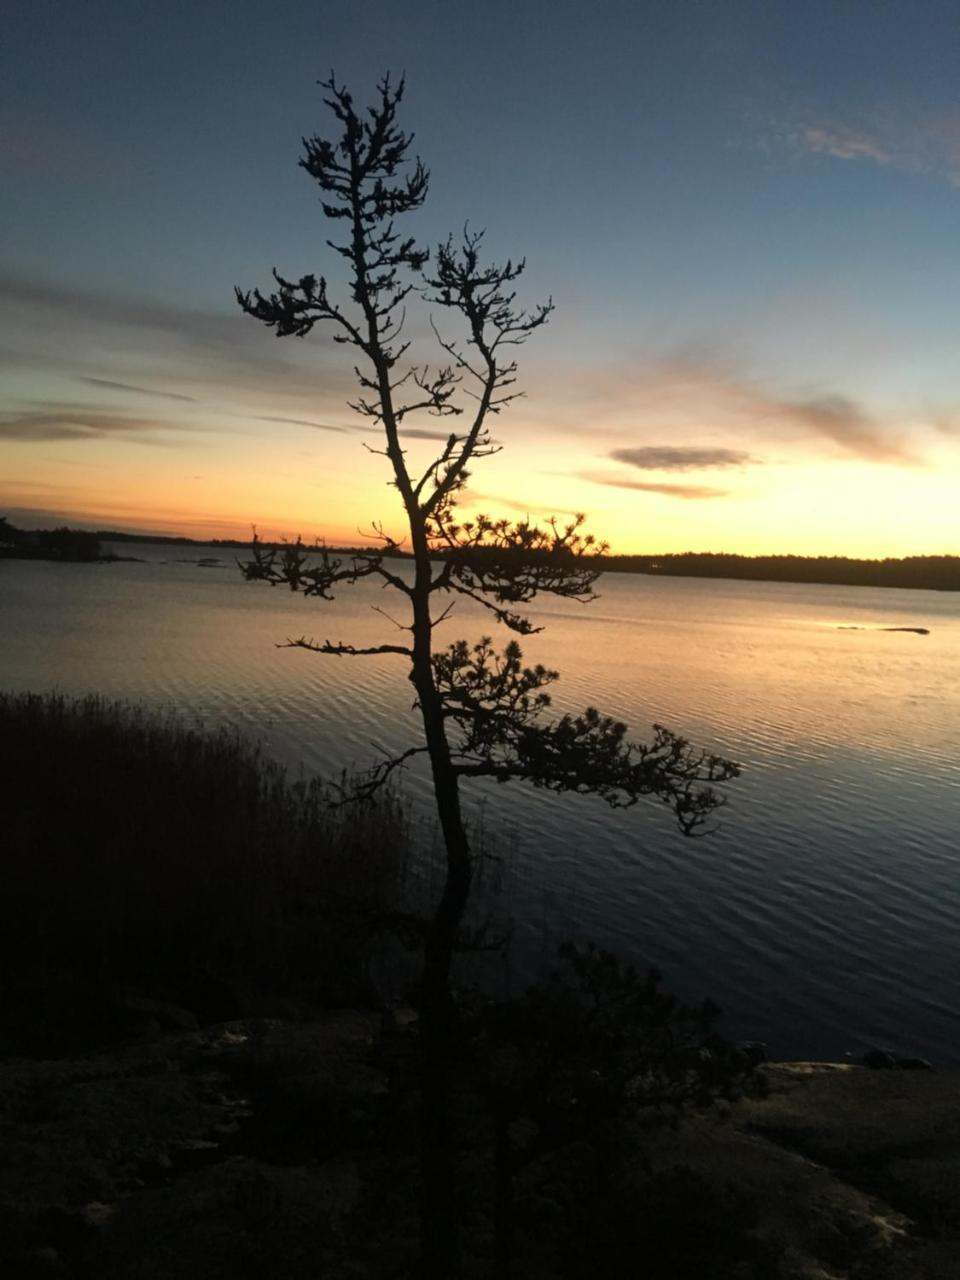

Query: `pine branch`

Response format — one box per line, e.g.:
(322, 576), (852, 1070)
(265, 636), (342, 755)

(433, 637), (740, 835)
(429, 509), (608, 607)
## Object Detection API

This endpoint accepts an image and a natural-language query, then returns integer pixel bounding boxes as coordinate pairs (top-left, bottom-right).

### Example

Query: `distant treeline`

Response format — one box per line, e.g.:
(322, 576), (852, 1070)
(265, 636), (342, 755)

(5, 518), (957, 590)
(97, 529), (364, 552)
(601, 552), (960, 592)
(0, 518), (372, 559)
(0, 517), (102, 563)
(93, 529), (197, 545)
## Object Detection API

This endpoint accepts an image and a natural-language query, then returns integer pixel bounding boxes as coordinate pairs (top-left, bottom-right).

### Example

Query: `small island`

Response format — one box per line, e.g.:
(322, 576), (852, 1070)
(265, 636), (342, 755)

(0, 519), (143, 564)
(0, 517), (103, 563)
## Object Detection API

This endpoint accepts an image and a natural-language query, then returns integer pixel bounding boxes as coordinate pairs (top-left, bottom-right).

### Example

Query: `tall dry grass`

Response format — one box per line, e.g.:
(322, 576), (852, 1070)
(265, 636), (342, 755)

(0, 692), (409, 1043)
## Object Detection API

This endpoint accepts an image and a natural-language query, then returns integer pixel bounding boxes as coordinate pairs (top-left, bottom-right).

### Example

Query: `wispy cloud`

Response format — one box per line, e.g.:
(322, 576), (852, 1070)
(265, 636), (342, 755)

(0, 126), (100, 177)
(0, 274), (354, 406)
(248, 417), (458, 441)
(399, 427), (462, 442)
(800, 110), (960, 188)
(0, 273), (385, 497)
(253, 415), (349, 432)
(930, 409), (960, 436)
(776, 394), (914, 463)
(803, 125), (892, 167)
(552, 355), (922, 464)
(582, 471), (728, 500)
(459, 487), (572, 516)
(610, 445), (756, 471)
(78, 377), (196, 403)
(0, 506), (111, 530)
(0, 407), (207, 445)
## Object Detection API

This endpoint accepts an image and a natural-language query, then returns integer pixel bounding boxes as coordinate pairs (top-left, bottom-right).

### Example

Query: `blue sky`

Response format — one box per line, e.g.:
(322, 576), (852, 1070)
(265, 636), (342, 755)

(2, 0), (958, 552)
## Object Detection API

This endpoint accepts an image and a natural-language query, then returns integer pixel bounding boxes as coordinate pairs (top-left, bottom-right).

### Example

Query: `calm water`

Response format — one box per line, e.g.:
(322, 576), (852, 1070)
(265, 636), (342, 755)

(3, 545), (959, 1063)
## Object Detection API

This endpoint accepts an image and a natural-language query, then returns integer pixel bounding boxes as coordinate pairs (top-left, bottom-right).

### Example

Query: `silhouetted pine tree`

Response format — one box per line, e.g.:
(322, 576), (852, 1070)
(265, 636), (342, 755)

(236, 74), (739, 1280)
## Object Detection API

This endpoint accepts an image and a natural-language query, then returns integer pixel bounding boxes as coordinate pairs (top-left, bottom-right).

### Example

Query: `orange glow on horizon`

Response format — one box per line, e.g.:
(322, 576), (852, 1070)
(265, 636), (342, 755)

(4, 449), (958, 560)
(3, 361), (959, 559)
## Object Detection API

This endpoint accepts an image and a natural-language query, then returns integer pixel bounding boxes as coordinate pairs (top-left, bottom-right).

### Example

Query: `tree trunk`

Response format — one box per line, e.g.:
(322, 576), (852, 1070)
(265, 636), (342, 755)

(411, 570), (473, 1280)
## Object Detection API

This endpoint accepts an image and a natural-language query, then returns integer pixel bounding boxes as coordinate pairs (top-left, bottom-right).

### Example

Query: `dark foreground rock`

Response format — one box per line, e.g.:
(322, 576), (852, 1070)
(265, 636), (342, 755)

(744, 1063), (960, 1277)
(2, 1026), (958, 1279)
(0, 1014), (387, 1279)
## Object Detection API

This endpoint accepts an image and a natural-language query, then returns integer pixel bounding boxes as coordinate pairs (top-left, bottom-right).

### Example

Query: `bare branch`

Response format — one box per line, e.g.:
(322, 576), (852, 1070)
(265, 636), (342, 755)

(279, 636), (412, 658)
(416, 231), (553, 516)
(371, 603), (412, 631)
(431, 601), (456, 628)
(330, 743), (429, 805)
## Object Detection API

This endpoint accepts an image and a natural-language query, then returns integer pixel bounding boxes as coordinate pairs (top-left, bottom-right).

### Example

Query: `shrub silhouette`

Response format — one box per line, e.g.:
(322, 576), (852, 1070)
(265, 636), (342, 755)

(475, 943), (755, 1266)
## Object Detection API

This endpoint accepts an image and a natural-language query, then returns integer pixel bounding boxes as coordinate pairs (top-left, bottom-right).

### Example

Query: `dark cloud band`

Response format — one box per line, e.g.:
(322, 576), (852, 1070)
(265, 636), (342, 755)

(79, 377), (196, 403)
(0, 408), (205, 444)
(610, 445), (755, 471)
(582, 471), (728, 500)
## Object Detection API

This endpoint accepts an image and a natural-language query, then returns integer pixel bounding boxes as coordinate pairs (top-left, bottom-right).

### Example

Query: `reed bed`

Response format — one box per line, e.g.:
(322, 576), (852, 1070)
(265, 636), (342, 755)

(0, 692), (409, 1045)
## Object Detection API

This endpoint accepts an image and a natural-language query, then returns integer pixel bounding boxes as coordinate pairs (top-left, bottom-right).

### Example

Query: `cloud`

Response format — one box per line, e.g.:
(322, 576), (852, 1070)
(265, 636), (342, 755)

(0, 274), (392, 493)
(0, 273), (354, 405)
(0, 127), (99, 176)
(248, 417), (456, 440)
(0, 501), (253, 539)
(800, 111), (960, 188)
(398, 427), (462, 442)
(253, 415), (349, 432)
(930, 409), (960, 436)
(78, 377), (196, 403)
(610, 445), (756, 471)
(459, 488), (570, 516)
(773, 394), (916, 471)
(803, 126), (892, 167)
(777, 394), (914, 463)
(582, 471), (728, 500)
(0, 506), (110, 530)
(752, 386), (918, 464)
(0, 407), (206, 445)
(554, 354), (922, 464)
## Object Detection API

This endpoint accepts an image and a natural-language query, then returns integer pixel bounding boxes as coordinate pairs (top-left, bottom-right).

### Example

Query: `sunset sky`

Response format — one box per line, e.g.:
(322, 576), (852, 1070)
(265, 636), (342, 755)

(2, 0), (958, 556)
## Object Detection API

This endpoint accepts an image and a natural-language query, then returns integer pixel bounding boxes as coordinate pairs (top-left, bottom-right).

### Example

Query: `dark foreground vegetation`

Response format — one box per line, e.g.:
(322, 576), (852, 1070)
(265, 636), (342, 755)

(0, 692), (407, 1053)
(2, 694), (959, 1278)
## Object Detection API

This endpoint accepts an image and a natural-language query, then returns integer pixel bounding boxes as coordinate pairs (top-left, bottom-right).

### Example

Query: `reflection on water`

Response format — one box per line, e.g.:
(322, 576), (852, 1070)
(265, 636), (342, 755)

(3, 545), (959, 1062)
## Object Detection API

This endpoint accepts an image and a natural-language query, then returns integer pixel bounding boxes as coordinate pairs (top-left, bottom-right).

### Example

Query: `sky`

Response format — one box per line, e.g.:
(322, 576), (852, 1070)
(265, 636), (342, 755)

(2, 0), (959, 556)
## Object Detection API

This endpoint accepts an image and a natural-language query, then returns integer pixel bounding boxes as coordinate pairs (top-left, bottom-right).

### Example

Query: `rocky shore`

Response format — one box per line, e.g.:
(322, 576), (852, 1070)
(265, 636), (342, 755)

(2, 1011), (957, 1278)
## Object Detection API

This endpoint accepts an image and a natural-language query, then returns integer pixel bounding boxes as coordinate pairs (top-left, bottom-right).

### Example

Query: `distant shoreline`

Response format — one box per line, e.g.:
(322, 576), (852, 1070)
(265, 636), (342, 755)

(598, 553), (960, 593)
(4, 523), (959, 591)
(106, 533), (960, 593)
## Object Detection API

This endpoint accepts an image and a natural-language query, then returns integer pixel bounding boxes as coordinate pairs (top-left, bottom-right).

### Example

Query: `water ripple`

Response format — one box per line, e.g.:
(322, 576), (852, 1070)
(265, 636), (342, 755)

(2, 549), (959, 1062)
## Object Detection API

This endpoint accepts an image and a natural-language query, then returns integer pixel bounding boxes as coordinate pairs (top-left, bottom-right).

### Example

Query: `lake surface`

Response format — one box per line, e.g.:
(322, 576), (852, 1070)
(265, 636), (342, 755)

(3, 545), (959, 1063)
